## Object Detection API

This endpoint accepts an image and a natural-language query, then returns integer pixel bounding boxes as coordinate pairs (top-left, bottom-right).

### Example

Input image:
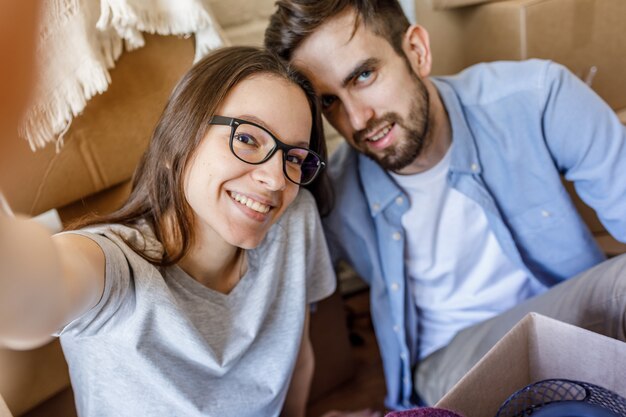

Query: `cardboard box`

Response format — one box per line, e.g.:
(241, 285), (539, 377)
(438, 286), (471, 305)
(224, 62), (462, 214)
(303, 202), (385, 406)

(0, 342), (70, 417)
(436, 313), (626, 417)
(0, 34), (194, 217)
(418, 0), (626, 110)
(618, 108), (626, 124)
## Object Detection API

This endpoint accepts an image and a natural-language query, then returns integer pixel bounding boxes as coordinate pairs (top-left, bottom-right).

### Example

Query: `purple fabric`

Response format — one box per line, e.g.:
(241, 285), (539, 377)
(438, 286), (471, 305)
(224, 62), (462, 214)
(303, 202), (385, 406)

(385, 408), (465, 417)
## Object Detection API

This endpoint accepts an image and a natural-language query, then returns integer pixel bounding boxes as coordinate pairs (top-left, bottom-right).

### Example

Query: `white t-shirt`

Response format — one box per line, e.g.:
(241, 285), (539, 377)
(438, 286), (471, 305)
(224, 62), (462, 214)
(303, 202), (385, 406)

(391, 148), (546, 359)
(58, 190), (335, 417)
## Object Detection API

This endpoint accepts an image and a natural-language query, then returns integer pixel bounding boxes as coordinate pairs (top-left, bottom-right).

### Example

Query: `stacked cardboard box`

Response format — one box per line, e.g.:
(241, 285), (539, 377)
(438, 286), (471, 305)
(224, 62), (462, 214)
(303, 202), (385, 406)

(418, 0), (626, 110)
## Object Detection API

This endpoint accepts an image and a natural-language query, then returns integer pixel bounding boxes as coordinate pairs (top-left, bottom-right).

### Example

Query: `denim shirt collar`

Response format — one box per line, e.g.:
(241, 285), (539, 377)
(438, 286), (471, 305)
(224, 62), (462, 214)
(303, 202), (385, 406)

(431, 78), (482, 176)
(357, 77), (481, 217)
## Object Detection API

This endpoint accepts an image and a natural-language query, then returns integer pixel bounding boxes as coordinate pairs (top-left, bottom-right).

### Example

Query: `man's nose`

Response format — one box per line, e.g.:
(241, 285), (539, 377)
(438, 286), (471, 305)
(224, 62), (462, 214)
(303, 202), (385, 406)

(344, 97), (374, 132)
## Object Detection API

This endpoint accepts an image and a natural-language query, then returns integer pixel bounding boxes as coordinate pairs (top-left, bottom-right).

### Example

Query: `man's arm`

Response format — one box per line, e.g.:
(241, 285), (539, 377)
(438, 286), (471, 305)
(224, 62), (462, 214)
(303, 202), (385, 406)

(542, 62), (626, 241)
(281, 307), (314, 417)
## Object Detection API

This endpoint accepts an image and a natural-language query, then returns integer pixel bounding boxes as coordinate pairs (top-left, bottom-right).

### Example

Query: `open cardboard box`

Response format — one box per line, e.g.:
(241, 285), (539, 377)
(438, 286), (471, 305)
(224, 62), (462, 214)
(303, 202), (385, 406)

(436, 313), (626, 417)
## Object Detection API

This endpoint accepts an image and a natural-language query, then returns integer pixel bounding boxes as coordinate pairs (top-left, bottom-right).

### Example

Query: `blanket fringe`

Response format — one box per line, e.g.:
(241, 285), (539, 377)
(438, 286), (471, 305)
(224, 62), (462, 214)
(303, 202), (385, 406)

(21, 0), (225, 151)
(20, 57), (113, 151)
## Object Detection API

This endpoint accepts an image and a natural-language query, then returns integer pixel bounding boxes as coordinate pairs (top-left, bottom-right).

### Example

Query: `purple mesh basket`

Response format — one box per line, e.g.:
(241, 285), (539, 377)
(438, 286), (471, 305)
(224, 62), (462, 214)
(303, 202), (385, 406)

(495, 379), (626, 417)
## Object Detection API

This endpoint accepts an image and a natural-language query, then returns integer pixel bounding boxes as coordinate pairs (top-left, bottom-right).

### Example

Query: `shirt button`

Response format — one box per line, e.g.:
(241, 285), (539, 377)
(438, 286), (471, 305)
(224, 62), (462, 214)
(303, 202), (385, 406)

(390, 282), (400, 291)
(541, 210), (551, 217)
(392, 232), (402, 241)
(400, 352), (407, 360)
(471, 163), (479, 172)
(404, 377), (410, 385)
(393, 325), (400, 333)
(372, 203), (380, 212)
(395, 196), (404, 205)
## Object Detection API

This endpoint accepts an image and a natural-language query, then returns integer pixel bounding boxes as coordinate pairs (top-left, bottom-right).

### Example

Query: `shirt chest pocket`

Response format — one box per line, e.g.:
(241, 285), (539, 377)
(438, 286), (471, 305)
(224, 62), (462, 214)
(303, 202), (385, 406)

(507, 198), (592, 262)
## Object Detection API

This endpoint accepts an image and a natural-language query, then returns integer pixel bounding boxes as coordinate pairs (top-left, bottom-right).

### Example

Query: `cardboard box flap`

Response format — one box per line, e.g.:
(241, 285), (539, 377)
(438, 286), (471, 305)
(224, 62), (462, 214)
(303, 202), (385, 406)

(529, 315), (626, 394)
(436, 313), (626, 417)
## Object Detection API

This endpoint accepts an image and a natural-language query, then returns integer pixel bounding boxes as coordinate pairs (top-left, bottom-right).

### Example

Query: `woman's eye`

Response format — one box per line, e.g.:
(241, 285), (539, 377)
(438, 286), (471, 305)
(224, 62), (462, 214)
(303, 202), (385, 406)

(234, 133), (257, 146)
(286, 154), (305, 166)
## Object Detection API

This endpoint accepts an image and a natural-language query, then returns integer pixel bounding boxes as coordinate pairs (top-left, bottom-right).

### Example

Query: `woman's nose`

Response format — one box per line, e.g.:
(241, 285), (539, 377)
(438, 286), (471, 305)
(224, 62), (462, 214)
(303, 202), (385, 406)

(252, 150), (287, 191)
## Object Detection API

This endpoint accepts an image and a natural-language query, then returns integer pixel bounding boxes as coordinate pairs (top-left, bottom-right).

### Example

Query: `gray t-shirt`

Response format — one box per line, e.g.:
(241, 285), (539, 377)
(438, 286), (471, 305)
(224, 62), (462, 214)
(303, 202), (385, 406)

(58, 190), (335, 417)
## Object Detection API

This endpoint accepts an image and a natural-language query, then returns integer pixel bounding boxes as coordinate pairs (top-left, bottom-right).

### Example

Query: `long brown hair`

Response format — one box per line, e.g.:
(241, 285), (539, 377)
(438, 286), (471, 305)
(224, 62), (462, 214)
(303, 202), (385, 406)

(71, 46), (332, 265)
(265, 0), (410, 61)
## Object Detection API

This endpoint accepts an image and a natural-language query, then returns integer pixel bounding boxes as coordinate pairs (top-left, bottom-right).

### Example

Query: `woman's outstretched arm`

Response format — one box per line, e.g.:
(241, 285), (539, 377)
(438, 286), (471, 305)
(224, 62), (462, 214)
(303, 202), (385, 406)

(0, 214), (105, 350)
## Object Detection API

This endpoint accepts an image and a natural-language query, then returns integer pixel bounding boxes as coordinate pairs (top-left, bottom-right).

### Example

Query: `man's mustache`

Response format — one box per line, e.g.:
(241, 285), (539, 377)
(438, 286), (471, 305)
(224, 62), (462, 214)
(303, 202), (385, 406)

(353, 113), (403, 144)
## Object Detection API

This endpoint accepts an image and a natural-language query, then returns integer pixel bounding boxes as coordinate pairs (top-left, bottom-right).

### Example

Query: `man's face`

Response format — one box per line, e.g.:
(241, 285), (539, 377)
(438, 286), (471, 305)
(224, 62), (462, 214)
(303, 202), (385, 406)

(291, 9), (430, 173)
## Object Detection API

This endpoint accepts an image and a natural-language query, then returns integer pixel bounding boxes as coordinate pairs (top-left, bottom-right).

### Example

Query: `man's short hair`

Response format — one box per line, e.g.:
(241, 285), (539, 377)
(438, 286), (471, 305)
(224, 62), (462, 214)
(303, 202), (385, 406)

(265, 0), (411, 61)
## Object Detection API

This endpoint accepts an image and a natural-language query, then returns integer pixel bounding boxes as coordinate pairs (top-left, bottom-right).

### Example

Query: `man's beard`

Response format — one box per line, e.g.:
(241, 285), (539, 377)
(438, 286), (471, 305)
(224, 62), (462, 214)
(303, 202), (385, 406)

(353, 74), (430, 172)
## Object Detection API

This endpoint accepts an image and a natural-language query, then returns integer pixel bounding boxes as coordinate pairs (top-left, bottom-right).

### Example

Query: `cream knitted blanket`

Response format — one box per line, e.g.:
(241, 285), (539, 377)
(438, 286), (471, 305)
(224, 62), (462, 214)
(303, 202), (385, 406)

(20, 0), (226, 150)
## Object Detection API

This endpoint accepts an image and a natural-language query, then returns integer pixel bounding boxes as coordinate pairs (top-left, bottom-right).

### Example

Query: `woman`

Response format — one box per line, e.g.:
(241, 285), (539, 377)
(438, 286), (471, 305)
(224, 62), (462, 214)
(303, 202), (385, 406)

(0, 46), (335, 416)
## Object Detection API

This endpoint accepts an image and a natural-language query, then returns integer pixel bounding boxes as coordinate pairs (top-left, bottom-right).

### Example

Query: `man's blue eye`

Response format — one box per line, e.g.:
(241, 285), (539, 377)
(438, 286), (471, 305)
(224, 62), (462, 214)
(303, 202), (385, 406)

(357, 70), (372, 82)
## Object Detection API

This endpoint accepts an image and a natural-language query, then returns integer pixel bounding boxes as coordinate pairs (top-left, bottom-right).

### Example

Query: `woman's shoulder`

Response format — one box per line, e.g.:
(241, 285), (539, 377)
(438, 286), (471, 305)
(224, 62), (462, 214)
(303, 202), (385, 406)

(66, 221), (164, 262)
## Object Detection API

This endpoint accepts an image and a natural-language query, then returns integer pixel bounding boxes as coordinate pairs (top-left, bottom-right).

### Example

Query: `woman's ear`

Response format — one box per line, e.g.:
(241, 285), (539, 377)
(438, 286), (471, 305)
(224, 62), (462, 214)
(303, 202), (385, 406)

(402, 24), (432, 78)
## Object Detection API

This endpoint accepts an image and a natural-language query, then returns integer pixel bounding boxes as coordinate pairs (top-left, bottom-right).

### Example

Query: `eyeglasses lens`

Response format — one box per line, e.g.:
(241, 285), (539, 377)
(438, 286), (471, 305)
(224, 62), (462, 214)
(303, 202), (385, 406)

(232, 123), (321, 185)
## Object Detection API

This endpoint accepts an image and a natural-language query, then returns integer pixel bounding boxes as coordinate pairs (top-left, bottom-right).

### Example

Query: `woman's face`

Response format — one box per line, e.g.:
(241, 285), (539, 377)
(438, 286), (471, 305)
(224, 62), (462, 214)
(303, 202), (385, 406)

(184, 75), (312, 249)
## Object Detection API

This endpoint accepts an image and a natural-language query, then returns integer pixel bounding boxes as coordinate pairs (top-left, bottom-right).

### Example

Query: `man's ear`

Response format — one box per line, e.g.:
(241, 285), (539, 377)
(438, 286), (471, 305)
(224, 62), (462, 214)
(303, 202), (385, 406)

(402, 24), (432, 78)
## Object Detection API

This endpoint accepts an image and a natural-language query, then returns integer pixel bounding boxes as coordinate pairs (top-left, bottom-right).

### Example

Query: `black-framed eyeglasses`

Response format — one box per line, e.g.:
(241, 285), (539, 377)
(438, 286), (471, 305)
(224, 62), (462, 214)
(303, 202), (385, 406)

(208, 115), (326, 186)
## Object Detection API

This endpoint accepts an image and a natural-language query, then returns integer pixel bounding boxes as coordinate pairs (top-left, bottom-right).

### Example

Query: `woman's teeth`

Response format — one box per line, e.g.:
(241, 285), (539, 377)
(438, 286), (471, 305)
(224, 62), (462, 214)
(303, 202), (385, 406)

(230, 192), (271, 214)
(368, 124), (392, 142)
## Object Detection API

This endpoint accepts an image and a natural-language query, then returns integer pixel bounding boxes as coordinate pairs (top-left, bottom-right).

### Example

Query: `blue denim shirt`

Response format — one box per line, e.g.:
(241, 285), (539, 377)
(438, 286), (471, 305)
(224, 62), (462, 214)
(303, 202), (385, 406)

(322, 60), (626, 410)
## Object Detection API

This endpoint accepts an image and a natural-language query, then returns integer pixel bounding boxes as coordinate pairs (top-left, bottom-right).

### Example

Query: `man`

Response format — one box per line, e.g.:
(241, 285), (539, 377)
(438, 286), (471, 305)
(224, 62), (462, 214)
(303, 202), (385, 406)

(265, 0), (626, 410)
